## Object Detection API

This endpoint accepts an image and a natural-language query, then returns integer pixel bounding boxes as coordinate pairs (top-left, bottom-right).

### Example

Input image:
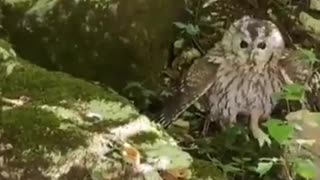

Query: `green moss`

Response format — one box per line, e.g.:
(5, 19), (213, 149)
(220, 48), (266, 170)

(88, 119), (132, 133)
(1, 59), (130, 105)
(1, 106), (86, 156)
(85, 100), (138, 121)
(130, 131), (160, 145)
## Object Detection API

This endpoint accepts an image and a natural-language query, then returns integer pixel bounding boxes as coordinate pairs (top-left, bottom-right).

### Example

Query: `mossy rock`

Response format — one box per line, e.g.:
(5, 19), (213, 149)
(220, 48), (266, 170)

(1, 0), (186, 91)
(0, 39), (195, 179)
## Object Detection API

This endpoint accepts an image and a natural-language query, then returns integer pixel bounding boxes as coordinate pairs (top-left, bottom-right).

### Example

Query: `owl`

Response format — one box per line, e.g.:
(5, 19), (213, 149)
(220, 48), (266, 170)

(156, 16), (316, 146)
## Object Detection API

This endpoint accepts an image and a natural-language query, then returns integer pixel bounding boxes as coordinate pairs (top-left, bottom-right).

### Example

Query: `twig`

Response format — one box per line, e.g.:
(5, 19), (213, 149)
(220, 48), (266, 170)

(1, 96), (30, 107)
(191, 36), (206, 55)
(280, 155), (293, 180)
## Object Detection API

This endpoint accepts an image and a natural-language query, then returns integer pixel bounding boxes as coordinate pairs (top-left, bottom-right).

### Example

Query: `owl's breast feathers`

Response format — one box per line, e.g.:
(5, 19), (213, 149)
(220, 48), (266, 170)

(207, 59), (284, 123)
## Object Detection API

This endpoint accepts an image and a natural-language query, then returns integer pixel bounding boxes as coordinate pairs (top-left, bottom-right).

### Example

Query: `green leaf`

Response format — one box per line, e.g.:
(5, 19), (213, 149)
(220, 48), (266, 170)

(300, 48), (319, 64)
(174, 38), (185, 49)
(221, 164), (242, 173)
(255, 162), (274, 177)
(185, 24), (200, 36)
(265, 119), (294, 145)
(281, 83), (305, 101)
(173, 22), (200, 36)
(294, 158), (317, 179)
(173, 22), (187, 29)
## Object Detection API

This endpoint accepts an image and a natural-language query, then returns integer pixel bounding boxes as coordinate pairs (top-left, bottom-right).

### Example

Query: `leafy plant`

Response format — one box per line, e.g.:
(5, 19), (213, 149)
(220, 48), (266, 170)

(122, 81), (157, 110)
(279, 83), (306, 102)
(300, 48), (319, 65)
(294, 158), (317, 179)
(173, 22), (200, 36)
(265, 119), (294, 145)
(255, 158), (278, 177)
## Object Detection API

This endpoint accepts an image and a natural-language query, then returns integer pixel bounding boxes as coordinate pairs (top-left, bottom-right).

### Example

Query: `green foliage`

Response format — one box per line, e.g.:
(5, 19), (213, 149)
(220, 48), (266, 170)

(261, 116), (317, 179)
(294, 158), (317, 179)
(174, 38), (185, 49)
(280, 83), (306, 102)
(262, 81), (318, 179)
(173, 22), (200, 36)
(210, 157), (243, 175)
(265, 119), (294, 145)
(193, 126), (281, 179)
(191, 159), (226, 180)
(255, 161), (274, 177)
(300, 48), (319, 65)
(122, 81), (157, 110)
(140, 139), (193, 171)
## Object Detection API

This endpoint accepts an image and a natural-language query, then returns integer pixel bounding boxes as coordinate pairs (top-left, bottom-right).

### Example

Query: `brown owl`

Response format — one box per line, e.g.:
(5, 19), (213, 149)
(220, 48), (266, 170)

(156, 16), (316, 147)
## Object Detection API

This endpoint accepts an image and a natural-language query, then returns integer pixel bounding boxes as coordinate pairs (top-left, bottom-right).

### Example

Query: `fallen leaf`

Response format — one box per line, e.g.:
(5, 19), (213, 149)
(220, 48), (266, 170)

(122, 142), (141, 167)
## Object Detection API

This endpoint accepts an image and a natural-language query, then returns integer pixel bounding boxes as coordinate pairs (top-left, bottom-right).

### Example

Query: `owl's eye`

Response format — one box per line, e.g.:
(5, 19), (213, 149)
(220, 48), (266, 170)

(257, 42), (266, 49)
(240, 40), (248, 48)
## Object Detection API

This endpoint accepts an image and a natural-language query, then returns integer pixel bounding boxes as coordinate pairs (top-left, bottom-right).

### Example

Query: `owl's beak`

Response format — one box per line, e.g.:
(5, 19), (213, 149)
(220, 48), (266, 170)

(249, 51), (257, 65)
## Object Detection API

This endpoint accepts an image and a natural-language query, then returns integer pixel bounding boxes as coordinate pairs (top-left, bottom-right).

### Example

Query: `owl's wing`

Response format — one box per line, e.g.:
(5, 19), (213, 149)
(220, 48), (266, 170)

(279, 49), (320, 110)
(156, 45), (224, 128)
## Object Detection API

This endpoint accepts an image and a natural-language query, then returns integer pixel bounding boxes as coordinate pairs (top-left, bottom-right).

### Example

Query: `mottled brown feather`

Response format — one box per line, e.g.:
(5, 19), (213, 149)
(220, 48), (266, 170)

(157, 45), (223, 128)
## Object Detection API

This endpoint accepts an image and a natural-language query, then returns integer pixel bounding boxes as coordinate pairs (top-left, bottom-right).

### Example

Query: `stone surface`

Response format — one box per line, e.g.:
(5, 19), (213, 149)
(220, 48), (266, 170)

(310, 0), (320, 11)
(1, 0), (186, 91)
(286, 110), (320, 180)
(299, 12), (320, 35)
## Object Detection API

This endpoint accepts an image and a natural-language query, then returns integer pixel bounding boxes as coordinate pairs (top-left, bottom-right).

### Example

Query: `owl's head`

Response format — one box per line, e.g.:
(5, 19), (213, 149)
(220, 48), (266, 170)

(221, 16), (285, 66)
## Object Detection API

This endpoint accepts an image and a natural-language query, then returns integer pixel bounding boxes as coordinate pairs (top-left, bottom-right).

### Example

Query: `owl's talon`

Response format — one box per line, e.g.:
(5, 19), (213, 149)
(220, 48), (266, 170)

(251, 127), (271, 147)
(201, 117), (210, 136)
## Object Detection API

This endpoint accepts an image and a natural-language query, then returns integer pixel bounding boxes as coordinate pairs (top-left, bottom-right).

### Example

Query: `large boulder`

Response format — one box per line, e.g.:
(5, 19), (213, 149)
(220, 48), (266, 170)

(0, 39), (191, 179)
(0, 39), (226, 179)
(1, 0), (186, 91)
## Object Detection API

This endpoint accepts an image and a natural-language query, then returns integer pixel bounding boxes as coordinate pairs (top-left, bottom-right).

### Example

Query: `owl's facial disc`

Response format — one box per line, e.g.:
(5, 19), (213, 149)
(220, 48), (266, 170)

(223, 16), (285, 67)
(243, 19), (285, 66)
